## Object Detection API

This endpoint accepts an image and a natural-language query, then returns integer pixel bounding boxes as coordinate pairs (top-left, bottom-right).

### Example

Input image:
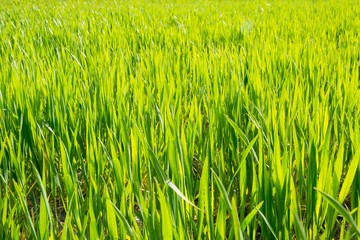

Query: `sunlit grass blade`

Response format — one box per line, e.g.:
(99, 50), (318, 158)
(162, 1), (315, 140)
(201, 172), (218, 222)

(315, 188), (360, 237)
(165, 179), (199, 209)
(110, 201), (134, 239)
(255, 207), (278, 240)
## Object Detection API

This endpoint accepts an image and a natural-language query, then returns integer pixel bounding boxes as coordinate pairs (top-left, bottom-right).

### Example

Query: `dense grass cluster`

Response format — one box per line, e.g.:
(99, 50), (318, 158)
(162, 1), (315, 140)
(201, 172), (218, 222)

(1, 0), (360, 239)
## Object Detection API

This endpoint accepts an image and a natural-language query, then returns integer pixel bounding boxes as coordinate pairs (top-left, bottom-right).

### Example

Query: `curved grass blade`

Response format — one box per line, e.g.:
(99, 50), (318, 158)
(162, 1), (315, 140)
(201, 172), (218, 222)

(240, 201), (264, 232)
(227, 135), (258, 193)
(30, 161), (54, 238)
(231, 198), (244, 240)
(13, 181), (38, 240)
(315, 188), (360, 237)
(224, 115), (258, 162)
(255, 207), (278, 240)
(293, 211), (306, 240)
(211, 168), (231, 211)
(110, 201), (134, 239)
(165, 179), (199, 210)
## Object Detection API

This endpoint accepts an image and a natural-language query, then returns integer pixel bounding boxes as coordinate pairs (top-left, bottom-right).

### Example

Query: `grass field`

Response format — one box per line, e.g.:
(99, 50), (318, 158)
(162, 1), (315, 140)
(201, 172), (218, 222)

(1, 0), (360, 239)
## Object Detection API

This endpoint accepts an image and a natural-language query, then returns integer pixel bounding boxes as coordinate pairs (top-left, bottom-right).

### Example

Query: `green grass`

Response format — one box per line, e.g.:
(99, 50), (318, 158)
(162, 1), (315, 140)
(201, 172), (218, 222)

(1, 0), (360, 239)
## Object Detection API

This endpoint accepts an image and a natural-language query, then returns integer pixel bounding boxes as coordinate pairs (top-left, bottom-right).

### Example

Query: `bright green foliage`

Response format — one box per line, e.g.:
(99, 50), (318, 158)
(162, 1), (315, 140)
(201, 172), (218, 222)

(1, 0), (360, 239)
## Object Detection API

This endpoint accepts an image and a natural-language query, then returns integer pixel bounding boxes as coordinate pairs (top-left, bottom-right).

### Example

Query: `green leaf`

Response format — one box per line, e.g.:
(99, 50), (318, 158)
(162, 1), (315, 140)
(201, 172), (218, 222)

(240, 201), (264, 232)
(293, 211), (306, 240)
(255, 207), (278, 240)
(315, 188), (360, 237)
(231, 198), (244, 240)
(338, 147), (360, 204)
(13, 181), (38, 240)
(30, 161), (53, 238)
(165, 180), (199, 209)
(211, 168), (232, 211)
(110, 201), (134, 239)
